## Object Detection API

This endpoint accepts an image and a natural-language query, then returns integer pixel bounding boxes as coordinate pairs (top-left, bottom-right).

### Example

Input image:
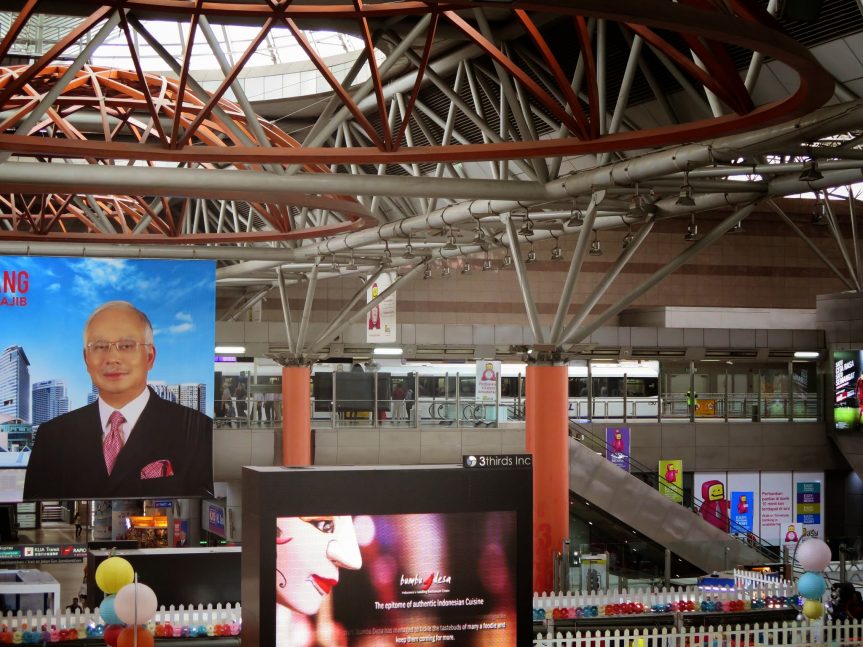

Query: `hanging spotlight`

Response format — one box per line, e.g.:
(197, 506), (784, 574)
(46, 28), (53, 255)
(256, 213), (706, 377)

(461, 263), (472, 275)
(629, 188), (646, 218)
(346, 252), (358, 271)
(622, 229), (635, 249)
(551, 245), (564, 261)
(403, 235), (415, 259)
(676, 170), (696, 207)
(526, 244), (537, 264)
(799, 159), (823, 182)
(812, 199), (827, 225)
(728, 221), (744, 234)
(566, 209), (584, 228)
(330, 254), (339, 271)
(588, 232), (602, 256)
(518, 217), (534, 237)
(441, 266), (451, 278)
(443, 227), (458, 251)
(471, 221), (485, 245)
(684, 214), (699, 241)
(503, 253), (513, 267)
(423, 267), (432, 280)
(381, 243), (392, 266)
(482, 257), (493, 271)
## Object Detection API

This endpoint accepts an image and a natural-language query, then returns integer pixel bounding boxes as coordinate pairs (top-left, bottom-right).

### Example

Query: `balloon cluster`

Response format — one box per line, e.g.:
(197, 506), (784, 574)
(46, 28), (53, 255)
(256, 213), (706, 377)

(96, 557), (158, 647)
(795, 538), (831, 621)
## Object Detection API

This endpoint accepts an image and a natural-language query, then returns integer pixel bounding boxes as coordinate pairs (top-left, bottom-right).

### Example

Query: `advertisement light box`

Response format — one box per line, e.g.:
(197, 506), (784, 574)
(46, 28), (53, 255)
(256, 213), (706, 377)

(242, 464), (532, 646)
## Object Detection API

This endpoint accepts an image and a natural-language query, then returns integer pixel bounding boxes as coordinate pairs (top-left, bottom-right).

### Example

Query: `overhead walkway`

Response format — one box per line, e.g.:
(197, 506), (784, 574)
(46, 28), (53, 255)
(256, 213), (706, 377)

(568, 429), (772, 574)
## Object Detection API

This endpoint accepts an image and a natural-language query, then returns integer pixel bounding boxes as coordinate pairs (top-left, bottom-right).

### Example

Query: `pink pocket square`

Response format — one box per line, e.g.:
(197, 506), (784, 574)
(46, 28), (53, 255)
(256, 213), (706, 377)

(140, 460), (174, 479)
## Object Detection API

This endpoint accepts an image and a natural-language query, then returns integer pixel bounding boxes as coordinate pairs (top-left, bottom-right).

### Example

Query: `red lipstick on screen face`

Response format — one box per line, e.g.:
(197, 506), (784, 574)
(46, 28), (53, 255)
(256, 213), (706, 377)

(311, 575), (337, 595)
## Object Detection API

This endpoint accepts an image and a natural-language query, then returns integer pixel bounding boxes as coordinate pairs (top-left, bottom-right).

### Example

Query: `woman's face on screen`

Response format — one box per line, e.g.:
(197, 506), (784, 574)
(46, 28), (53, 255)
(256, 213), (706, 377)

(276, 516), (362, 615)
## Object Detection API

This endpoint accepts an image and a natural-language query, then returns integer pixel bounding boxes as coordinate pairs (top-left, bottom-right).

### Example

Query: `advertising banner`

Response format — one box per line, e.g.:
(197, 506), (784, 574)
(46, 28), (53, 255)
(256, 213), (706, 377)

(694, 473), (730, 532)
(605, 427), (630, 472)
(366, 272), (397, 343)
(793, 471), (825, 541)
(475, 360), (500, 403)
(204, 500), (227, 538)
(759, 472), (793, 546)
(833, 350), (862, 431)
(658, 460), (683, 502)
(730, 491), (754, 537)
(0, 256), (215, 501)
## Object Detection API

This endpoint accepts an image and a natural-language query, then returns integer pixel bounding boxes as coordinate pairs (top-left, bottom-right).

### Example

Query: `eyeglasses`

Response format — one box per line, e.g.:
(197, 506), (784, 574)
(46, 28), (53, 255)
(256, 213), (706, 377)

(86, 340), (151, 355)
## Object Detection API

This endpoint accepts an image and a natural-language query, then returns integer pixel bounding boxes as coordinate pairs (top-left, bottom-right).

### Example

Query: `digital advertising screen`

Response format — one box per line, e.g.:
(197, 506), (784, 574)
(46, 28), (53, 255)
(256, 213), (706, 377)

(833, 350), (863, 431)
(0, 256), (216, 501)
(243, 465), (533, 647)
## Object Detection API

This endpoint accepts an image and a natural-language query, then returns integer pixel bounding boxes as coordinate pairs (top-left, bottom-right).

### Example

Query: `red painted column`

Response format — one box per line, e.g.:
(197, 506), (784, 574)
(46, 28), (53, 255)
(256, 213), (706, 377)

(282, 365), (312, 466)
(526, 364), (569, 593)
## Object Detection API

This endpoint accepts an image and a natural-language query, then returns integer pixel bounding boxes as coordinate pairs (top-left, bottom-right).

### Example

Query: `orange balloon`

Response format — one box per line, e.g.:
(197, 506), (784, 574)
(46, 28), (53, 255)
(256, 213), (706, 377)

(117, 626), (154, 647)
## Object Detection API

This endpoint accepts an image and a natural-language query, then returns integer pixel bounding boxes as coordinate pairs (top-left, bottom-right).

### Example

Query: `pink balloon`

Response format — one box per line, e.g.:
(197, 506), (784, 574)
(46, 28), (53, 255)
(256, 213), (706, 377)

(796, 538), (832, 571)
(114, 583), (158, 625)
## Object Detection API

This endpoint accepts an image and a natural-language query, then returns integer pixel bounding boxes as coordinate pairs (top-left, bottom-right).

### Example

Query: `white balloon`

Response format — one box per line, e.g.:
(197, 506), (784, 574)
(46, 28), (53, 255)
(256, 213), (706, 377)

(796, 538), (832, 572)
(114, 582), (158, 625)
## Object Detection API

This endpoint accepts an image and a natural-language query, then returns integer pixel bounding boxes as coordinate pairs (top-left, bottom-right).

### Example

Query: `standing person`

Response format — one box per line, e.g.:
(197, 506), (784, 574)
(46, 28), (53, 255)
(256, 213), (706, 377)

(73, 511), (83, 538)
(391, 383), (406, 421)
(23, 301), (213, 500)
(404, 384), (415, 423)
(66, 597), (82, 612)
(235, 381), (248, 421)
(220, 381), (234, 419)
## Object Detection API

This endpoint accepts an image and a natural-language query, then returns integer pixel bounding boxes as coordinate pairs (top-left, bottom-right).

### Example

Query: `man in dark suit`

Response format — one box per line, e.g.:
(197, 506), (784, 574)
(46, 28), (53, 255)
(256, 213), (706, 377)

(23, 301), (213, 500)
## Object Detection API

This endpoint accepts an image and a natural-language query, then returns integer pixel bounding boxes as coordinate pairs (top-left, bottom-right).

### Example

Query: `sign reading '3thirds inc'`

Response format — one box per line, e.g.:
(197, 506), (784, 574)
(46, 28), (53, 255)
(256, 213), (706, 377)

(463, 454), (532, 468)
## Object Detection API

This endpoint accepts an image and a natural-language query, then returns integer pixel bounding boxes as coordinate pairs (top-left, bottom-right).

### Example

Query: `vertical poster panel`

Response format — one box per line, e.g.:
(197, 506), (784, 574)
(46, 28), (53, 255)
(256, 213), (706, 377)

(793, 471), (825, 541)
(366, 272), (396, 344)
(833, 350), (863, 431)
(0, 256), (216, 502)
(694, 472), (730, 532)
(475, 360), (501, 403)
(728, 472), (761, 539)
(658, 459), (683, 503)
(759, 472), (793, 546)
(605, 427), (630, 472)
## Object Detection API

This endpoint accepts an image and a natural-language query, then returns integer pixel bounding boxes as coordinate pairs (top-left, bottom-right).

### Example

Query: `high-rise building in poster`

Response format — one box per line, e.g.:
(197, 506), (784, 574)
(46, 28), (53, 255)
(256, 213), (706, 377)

(31, 379), (70, 426)
(0, 345), (30, 422)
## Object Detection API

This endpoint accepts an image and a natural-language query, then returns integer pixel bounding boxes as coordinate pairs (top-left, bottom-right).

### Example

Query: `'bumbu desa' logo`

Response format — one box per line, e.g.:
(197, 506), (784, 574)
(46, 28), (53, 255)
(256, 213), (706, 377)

(400, 571), (452, 595)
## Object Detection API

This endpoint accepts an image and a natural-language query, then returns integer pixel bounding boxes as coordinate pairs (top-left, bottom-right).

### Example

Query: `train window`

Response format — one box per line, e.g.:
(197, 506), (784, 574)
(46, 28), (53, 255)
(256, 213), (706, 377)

(592, 377), (624, 397)
(459, 377), (476, 397)
(501, 376), (520, 397)
(626, 377), (658, 397)
(569, 377), (588, 397)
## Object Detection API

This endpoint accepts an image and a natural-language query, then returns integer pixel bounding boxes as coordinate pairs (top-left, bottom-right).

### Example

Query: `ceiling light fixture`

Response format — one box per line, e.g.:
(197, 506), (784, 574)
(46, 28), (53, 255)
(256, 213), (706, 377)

(443, 227), (458, 251)
(482, 257), (493, 271)
(346, 252), (358, 271)
(799, 159), (823, 182)
(684, 214), (699, 241)
(404, 236), (415, 259)
(622, 227), (635, 249)
(794, 351), (820, 358)
(215, 346), (245, 354)
(588, 231), (602, 256)
(676, 170), (696, 207)
(812, 198), (827, 225)
(373, 347), (403, 356)
(526, 244), (537, 264)
(422, 267), (432, 280)
(503, 253), (513, 267)
(441, 266), (451, 278)
(517, 209), (534, 237)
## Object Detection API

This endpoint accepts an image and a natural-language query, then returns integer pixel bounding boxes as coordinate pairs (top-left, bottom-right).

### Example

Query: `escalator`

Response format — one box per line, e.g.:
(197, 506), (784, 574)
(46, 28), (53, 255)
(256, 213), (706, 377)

(829, 431), (863, 482)
(568, 423), (779, 573)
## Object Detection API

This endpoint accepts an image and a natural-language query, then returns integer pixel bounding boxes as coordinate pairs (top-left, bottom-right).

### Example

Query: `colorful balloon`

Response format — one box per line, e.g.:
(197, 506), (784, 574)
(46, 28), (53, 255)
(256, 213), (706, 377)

(796, 538), (832, 572)
(95, 557), (134, 594)
(803, 599), (824, 620)
(797, 571), (827, 600)
(114, 583), (158, 625)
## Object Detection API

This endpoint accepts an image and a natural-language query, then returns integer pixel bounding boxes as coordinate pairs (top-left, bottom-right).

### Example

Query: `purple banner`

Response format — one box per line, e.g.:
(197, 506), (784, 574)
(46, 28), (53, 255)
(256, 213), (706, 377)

(605, 427), (630, 472)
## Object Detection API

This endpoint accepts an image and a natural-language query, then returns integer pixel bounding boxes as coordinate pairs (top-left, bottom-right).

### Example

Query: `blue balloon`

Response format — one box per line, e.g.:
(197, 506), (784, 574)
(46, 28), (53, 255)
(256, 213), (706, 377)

(99, 595), (123, 625)
(798, 571), (826, 600)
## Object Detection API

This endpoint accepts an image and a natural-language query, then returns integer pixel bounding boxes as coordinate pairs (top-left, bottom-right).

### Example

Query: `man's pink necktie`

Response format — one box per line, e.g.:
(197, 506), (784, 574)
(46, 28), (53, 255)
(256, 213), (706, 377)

(104, 410), (125, 475)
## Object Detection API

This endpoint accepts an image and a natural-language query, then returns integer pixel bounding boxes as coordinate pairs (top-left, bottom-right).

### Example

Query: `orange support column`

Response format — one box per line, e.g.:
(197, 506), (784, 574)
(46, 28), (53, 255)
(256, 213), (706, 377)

(282, 365), (312, 466)
(526, 364), (569, 594)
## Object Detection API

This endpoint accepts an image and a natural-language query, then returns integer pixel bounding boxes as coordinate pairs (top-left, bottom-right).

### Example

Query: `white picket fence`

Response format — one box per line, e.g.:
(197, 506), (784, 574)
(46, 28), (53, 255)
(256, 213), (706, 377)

(535, 619), (863, 646)
(0, 603), (241, 632)
(733, 568), (789, 589)
(533, 581), (797, 615)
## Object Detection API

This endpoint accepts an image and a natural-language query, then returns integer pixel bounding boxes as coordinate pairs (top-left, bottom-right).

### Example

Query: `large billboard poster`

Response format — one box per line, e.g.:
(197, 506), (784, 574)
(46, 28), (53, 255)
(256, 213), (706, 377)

(833, 350), (862, 431)
(605, 426), (630, 472)
(0, 256), (215, 501)
(759, 472), (793, 546)
(793, 471), (825, 541)
(276, 511), (517, 646)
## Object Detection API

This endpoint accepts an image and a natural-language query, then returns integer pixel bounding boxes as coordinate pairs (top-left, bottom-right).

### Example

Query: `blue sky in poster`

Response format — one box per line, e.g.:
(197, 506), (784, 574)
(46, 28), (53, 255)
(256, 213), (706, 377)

(0, 257), (215, 414)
